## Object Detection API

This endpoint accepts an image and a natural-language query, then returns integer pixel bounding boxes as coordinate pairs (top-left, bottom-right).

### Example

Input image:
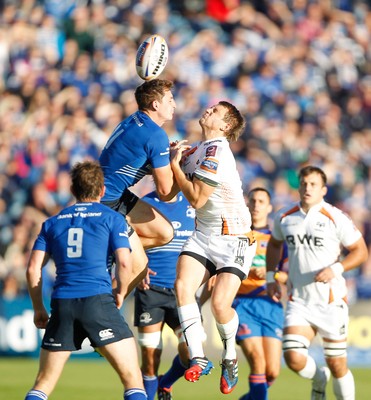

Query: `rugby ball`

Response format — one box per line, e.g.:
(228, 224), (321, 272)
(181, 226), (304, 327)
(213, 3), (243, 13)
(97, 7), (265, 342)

(136, 34), (168, 81)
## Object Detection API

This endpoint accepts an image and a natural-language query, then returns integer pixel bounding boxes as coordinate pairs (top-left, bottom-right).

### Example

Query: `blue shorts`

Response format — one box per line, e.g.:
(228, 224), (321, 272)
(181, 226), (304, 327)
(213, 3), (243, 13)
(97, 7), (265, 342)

(232, 295), (284, 342)
(134, 285), (180, 330)
(42, 294), (133, 351)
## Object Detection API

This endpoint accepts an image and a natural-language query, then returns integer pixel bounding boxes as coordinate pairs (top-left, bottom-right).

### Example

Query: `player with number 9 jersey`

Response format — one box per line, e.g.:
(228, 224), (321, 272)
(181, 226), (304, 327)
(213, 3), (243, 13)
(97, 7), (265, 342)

(33, 201), (130, 299)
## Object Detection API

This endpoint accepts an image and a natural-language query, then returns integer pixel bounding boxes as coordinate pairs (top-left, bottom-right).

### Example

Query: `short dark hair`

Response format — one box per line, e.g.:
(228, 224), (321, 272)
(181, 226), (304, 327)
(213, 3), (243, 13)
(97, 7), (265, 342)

(70, 161), (104, 201)
(248, 187), (271, 200)
(299, 165), (327, 186)
(135, 79), (174, 111)
(218, 101), (246, 142)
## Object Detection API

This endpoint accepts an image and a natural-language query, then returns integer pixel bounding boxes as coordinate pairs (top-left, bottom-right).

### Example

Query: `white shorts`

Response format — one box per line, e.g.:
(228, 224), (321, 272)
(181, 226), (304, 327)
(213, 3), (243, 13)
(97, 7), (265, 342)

(284, 299), (349, 341)
(181, 230), (257, 280)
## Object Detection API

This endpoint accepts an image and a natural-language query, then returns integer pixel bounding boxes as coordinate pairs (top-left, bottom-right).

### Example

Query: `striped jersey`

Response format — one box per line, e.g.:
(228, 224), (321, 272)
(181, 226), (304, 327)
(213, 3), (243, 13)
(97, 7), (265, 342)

(142, 191), (195, 288)
(99, 111), (170, 202)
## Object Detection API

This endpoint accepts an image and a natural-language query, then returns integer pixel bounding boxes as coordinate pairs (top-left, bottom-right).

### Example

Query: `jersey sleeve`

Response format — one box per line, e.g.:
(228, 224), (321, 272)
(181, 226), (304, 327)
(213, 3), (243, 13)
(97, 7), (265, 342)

(146, 128), (170, 169)
(110, 213), (131, 252)
(336, 209), (363, 247)
(271, 210), (285, 241)
(32, 221), (51, 254)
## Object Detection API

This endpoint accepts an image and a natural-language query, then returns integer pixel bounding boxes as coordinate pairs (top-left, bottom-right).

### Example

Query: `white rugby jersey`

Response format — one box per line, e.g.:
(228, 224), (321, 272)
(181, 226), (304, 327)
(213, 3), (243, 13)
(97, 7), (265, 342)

(181, 137), (252, 235)
(272, 200), (362, 305)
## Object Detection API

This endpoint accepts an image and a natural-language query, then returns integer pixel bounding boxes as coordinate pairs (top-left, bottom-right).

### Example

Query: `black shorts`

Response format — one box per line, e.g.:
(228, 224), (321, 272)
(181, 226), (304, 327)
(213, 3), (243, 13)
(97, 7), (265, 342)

(134, 285), (180, 330)
(101, 189), (139, 236)
(42, 294), (133, 351)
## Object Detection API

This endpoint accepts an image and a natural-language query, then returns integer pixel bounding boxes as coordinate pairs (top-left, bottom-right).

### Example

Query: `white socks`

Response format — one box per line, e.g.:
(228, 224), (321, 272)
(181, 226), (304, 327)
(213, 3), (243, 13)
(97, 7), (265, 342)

(298, 355), (317, 379)
(333, 369), (355, 400)
(215, 310), (239, 360)
(178, 303), (204, 359)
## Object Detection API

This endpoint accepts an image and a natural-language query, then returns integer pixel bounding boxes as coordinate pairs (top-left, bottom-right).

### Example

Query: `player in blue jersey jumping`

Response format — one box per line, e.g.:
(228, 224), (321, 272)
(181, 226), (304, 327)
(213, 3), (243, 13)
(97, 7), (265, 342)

(233, 188), (288, 400)
(24, 161), (147, 400)
(134, 190), (195, 400)
(99, 79), (178, 297)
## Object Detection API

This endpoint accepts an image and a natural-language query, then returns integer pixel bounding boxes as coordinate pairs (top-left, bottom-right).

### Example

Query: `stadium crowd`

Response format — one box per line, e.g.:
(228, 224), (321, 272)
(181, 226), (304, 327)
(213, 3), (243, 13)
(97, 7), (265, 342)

(0, 0), (371, 302)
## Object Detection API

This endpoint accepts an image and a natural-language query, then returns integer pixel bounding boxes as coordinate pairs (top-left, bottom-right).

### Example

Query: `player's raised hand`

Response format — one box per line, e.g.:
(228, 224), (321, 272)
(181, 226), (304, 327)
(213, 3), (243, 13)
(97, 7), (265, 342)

(170, 140), (190, 165)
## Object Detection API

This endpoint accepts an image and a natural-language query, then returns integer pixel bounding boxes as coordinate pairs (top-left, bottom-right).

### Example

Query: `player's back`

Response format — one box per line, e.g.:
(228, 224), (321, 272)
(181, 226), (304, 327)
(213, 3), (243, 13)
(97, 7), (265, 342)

(99, 111), (170, 202)
(36, 202), (129, 298)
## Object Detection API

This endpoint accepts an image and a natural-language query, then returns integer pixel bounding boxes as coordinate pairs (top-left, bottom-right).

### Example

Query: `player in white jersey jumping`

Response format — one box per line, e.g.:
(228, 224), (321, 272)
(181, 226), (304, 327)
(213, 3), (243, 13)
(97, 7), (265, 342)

(170, 101), (257, 395)
(266, 165), (368, 400)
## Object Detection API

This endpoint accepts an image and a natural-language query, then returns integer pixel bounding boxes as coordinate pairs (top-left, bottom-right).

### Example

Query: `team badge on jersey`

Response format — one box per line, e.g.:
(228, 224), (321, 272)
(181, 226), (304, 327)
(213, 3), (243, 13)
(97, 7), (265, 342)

(206, 145), (217, 157)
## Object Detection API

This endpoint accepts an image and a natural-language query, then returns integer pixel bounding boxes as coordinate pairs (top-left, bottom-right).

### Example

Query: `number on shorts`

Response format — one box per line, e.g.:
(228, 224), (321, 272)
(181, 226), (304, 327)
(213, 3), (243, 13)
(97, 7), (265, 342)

(67, 228), (83, 258)
(235, 237), (248, 266)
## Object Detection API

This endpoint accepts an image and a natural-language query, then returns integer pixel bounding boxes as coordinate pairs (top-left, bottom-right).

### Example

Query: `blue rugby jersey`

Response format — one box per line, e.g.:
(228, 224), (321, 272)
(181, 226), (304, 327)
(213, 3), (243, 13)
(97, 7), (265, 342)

(32, 202), (130, 299)
(99, 111), (171, 202)
(142, 191), (195, 288)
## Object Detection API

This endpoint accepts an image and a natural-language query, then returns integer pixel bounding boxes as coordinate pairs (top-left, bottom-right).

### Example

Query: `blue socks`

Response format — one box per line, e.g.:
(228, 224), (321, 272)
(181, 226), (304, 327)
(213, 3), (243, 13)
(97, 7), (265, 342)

(124, 388), (148, 399)
(249, 374), (268, 400)
(159, 355), (187, 389)
(25, 390), (48, 400)
(142, 375), (158, 400)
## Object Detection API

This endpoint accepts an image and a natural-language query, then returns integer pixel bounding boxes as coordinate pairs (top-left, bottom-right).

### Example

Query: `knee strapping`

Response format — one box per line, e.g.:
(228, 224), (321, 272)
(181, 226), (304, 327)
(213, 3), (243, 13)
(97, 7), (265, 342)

(323, 341), (347, 358)
(282, 334), (310, 356)
(138, 331), (162, 349)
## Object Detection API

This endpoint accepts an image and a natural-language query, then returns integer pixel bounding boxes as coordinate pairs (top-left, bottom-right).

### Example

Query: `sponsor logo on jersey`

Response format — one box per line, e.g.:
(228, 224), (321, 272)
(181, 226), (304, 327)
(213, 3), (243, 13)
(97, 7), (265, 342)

(286, 234), (324, 247)
(172, 221), (182, 229)
(99, 328), (114, 340)
(200, 158), (218, 174)
(186, 207), (195, 218)
(206, 145), (217, 157)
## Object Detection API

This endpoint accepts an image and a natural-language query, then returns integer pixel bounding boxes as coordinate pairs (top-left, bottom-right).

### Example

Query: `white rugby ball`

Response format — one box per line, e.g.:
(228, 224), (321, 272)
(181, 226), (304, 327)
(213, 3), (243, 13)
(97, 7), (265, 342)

(136, 34), (168, 81)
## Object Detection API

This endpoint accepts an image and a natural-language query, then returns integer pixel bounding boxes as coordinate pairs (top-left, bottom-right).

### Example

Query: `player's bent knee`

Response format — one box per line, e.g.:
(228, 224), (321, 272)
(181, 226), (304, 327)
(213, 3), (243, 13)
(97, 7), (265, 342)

(138, 332), (162, 349)
(282, 334), (310, 356)
(323, 341), (347, 358)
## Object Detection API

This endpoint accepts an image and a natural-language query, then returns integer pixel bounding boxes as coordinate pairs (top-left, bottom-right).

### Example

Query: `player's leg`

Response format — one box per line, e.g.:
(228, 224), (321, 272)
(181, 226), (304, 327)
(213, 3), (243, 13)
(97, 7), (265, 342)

(323, 299), (354, 400)
(158, 327), (188, 397)
(262, 299), (284, 389)
(175, 253), (213, 381)
(126, 231), (149, 297)
(127, 198), (174, 249)
(137, 322), (163, 400)
(24, 349), (71, 399)
(239, 336), (268, 400)
(211, 272), (241, 394)
(324, 340), (354, 399)
(263, 336), (282, 388)
(99, 337), (147, 400)
(283, 325), (330, 399)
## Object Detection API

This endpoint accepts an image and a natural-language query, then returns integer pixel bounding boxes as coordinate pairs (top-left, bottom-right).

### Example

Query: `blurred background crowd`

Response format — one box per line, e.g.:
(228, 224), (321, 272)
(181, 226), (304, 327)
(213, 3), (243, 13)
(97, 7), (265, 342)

(1, 0), (371, 303)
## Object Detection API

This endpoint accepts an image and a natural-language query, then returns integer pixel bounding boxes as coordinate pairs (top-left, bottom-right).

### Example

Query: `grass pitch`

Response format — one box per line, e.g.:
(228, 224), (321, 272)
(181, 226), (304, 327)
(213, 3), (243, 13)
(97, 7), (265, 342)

(1, 357), (369, 399)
